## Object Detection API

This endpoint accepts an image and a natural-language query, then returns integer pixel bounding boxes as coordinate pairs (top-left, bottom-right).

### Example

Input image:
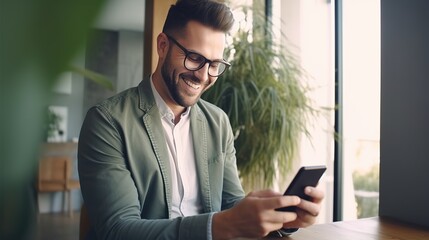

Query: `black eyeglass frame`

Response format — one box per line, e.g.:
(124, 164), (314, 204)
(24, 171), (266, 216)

(165, 34), (231, 77)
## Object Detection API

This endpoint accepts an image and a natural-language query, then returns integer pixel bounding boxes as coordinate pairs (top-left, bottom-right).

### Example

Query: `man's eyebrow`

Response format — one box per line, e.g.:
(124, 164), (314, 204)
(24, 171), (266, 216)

(188, 48), (225, 62)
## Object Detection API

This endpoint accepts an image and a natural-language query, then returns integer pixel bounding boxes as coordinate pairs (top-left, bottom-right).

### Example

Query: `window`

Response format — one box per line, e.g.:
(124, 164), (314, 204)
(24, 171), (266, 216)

(341, 0), (380, 220)
(273, 0), (335, 224)
(273, 0), (381, 222)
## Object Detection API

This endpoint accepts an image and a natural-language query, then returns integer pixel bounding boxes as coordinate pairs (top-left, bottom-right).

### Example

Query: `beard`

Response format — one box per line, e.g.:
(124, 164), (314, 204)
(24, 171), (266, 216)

(160, 55), (212, 108)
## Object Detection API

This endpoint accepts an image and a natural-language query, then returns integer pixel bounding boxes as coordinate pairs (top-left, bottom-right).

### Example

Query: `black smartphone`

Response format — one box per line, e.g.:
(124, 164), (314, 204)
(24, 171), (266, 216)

(277, 165), (327, 212)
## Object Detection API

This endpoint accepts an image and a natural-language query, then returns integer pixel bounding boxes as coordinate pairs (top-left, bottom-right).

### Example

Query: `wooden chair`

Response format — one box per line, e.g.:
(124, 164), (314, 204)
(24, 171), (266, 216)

(36, 156), (80, 217)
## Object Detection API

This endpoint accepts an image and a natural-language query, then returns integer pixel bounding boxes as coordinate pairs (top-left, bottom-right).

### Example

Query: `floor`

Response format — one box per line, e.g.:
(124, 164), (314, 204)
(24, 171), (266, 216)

(36, 211), (80, 240)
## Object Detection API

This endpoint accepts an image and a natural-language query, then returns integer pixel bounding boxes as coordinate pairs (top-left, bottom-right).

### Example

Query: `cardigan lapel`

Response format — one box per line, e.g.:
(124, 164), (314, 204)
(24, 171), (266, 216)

(190, 106), (212, 213)
(138, 78), (173, 217)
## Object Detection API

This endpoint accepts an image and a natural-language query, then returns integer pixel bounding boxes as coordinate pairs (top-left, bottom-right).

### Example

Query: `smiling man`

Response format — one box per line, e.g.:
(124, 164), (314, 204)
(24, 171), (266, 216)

(155, 20), (227, 121)
(78, 1), (324, 239)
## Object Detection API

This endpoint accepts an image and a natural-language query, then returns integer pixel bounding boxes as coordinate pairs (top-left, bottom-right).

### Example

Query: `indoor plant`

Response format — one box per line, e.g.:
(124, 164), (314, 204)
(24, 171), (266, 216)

(203, 5), (315, 190)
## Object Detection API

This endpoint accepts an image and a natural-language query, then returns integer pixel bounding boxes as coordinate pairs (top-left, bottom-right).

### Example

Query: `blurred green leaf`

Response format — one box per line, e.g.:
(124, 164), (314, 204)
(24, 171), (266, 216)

(0, 0), (107, 239)
(69, 65), (114, 90)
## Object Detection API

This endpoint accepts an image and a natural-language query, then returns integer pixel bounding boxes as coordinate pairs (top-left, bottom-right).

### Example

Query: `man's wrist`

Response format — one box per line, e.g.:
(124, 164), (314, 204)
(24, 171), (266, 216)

(212, 211), (236, 240)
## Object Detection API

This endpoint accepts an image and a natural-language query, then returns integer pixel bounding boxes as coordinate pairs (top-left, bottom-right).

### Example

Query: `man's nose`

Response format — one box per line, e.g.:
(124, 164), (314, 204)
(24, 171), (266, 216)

(193, 63), (211, 81)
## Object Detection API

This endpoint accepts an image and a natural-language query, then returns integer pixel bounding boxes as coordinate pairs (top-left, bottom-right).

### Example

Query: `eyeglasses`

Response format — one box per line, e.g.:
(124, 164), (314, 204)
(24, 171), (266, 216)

(166, 34), (230, 77)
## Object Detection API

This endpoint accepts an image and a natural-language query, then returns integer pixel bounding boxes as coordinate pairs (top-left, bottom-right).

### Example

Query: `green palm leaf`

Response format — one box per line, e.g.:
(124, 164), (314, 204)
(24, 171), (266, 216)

(203, 5), (315, 188)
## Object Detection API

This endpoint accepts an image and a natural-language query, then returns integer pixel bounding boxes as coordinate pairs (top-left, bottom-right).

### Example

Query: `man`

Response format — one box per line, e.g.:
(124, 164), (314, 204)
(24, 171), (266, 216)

(78, 0), (324, 239)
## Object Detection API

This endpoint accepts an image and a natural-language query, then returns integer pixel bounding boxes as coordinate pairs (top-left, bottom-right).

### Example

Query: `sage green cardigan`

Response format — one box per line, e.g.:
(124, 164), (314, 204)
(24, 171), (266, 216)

(78, 78), (245, 240)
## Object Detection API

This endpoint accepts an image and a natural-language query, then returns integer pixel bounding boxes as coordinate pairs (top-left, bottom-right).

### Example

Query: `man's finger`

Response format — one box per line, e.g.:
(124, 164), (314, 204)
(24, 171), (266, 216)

(304, 187), (324, 203)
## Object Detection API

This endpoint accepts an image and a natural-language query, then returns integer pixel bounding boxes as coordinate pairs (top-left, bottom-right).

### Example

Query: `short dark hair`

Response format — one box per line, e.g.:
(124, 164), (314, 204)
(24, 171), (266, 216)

(162, 0), (234, 35)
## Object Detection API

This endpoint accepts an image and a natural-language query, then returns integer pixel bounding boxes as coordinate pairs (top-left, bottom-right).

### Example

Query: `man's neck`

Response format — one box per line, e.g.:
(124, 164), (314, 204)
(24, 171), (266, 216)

(151, 73), (187, 123)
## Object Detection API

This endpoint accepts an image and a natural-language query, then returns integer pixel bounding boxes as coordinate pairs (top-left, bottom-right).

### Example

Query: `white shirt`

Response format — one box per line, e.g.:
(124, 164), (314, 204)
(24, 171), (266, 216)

(150, 77), (203, 218)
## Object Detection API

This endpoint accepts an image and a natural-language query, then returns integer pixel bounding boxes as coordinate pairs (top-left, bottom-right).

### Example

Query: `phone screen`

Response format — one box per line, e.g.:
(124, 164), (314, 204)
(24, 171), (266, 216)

(277, 165), (326, 212)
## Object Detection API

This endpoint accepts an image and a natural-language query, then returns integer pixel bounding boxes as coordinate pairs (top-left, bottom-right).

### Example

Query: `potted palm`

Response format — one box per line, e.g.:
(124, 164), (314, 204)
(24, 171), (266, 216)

(203, 5), (315, 190)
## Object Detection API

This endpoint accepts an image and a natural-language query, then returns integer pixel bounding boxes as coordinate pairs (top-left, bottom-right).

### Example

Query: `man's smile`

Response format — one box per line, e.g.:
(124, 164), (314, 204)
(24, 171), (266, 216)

(181, 75), (202, 90)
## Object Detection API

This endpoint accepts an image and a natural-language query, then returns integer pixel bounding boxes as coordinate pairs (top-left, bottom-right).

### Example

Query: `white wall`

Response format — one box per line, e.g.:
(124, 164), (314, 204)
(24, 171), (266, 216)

(94, 0), (145, 32)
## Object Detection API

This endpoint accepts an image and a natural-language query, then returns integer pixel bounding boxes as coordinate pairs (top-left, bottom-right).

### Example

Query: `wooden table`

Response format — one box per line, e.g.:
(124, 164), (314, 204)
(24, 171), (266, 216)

(273, 217), (429, 240)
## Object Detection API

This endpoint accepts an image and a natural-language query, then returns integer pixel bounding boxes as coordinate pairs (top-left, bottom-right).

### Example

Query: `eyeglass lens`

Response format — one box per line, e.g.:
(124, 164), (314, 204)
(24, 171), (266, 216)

(185, 53), (227, 77)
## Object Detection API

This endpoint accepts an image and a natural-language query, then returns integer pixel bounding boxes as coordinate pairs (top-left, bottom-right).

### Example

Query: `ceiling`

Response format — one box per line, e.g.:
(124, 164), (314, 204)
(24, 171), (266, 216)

(93, 0), (145, 32)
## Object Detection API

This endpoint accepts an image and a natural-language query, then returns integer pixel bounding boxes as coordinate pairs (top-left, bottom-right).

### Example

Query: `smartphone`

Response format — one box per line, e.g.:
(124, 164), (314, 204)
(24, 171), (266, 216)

(277, 165), (327, 212)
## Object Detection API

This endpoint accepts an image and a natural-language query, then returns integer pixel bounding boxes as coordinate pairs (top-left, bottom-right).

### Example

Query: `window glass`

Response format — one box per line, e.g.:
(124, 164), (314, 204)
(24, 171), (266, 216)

(342, 0), (380, 220)
(273, 0), (335, 224)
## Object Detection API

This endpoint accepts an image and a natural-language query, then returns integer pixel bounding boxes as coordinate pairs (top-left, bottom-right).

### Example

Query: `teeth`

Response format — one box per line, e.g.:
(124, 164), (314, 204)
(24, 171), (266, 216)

(182, 77), (200, 90)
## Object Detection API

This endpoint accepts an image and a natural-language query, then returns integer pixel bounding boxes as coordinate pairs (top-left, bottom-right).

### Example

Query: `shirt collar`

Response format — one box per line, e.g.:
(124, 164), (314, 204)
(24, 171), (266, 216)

(150, 75), (191, 120)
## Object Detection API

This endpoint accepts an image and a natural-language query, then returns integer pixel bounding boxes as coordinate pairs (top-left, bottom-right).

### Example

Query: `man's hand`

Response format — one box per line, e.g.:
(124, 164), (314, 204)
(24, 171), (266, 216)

(212, 186), (325, 240)
(283, 186), (325, 229)
(212, 190), (300, 240)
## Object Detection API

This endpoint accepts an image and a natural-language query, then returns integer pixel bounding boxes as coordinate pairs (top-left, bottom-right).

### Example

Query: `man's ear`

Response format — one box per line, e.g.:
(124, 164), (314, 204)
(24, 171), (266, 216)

(157, 33), (169, 58)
